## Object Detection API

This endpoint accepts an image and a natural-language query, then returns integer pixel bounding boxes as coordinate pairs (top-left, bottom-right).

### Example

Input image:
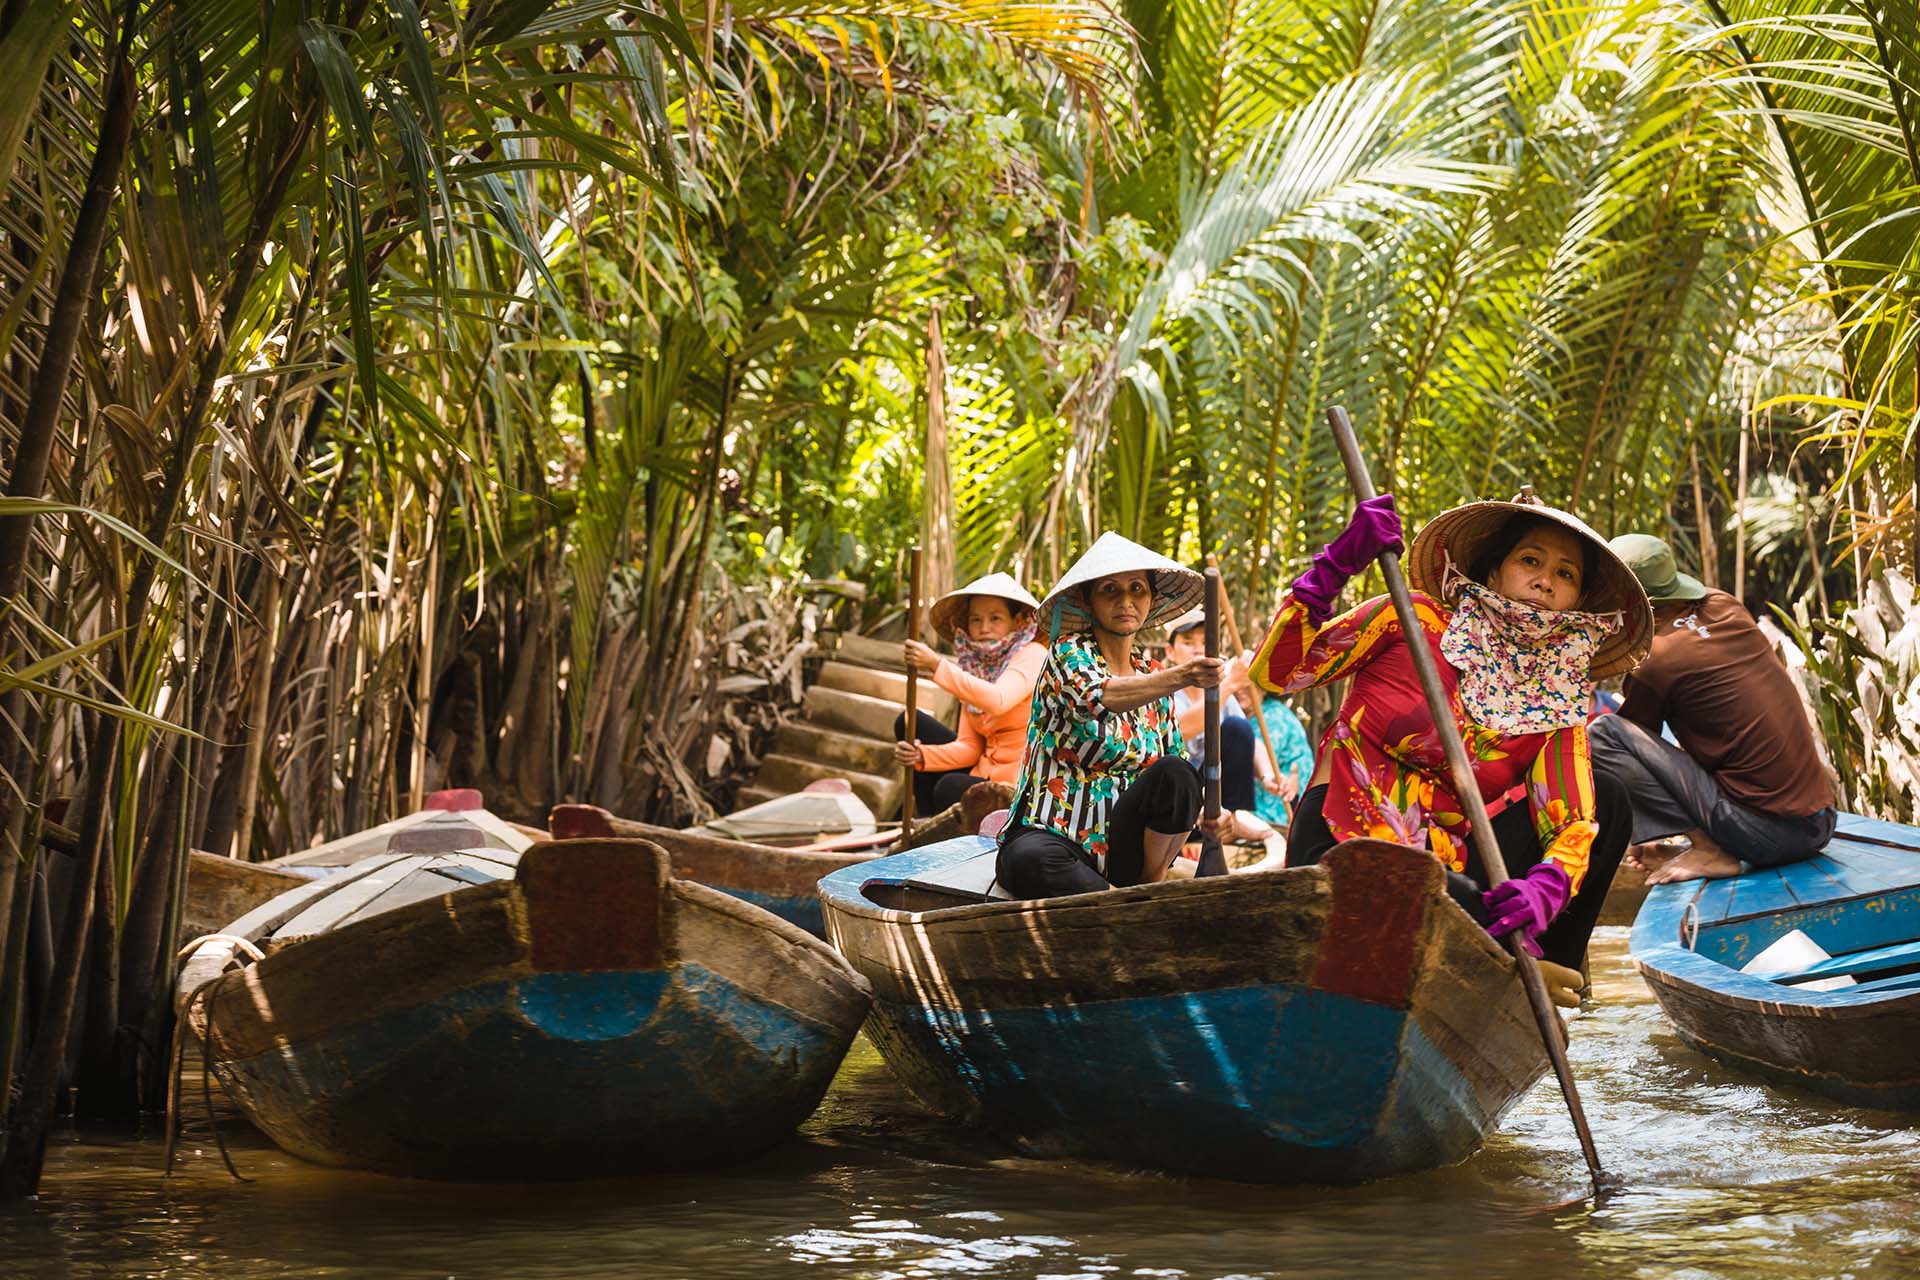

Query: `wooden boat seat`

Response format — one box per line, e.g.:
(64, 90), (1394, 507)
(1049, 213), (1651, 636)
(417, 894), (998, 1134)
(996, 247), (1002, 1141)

(1777, 936), (1920, 984)
(899, 849), (1010, 906)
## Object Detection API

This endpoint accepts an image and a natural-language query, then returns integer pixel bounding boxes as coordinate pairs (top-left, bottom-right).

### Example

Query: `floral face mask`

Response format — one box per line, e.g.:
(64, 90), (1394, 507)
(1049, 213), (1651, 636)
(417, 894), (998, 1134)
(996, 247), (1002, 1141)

(1438, 564), (1622, 735)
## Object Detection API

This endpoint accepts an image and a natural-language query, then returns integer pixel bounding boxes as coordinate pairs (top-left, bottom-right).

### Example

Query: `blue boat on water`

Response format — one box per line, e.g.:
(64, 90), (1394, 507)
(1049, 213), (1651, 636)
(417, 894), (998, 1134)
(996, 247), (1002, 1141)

(819, 835), (1557, 1184)
(186, 838), (873, 1179)
(1631, 812), (1920, 1110)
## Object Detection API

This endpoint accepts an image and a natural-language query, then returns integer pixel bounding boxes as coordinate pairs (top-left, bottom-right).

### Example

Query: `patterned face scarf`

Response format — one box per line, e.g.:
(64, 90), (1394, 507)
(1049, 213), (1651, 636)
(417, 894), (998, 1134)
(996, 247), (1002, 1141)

(950, 618), (1038, 712)
(1438, 564), (1621, 734)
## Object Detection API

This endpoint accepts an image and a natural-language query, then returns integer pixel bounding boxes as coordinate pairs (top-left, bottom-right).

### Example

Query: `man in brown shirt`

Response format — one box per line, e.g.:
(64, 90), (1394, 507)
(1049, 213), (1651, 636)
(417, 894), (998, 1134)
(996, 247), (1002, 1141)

(1588, 535), (1837, 884)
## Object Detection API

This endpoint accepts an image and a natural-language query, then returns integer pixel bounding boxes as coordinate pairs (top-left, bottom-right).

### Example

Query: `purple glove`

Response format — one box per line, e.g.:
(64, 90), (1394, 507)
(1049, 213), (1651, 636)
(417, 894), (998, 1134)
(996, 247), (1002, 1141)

(1291, 495), (1404, 622)
(1483, 862), (1572, 957)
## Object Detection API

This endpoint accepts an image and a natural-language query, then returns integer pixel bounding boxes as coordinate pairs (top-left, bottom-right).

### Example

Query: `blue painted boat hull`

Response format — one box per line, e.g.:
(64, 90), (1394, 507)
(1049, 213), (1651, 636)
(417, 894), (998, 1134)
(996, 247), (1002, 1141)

(195, 840), (873, 1178)
(821, 837), (1550, 1184)
(1631, 813), (1920, 1110)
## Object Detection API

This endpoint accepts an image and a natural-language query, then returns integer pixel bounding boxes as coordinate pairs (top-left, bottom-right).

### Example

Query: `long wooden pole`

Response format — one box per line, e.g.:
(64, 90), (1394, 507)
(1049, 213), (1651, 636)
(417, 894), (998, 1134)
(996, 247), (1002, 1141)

(1325, 405), (1606, 1189)
(1202, 568), (1222, 821)
(1205, 553), (1283, 784)
(901, 545), (924, 841)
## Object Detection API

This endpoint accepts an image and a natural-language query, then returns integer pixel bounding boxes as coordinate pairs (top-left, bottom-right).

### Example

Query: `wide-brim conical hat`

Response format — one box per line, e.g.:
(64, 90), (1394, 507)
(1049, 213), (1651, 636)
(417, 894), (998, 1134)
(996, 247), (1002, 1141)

(928, 572), (1041, 638)
(1038, 532), (1204, 634)
(1407, 492), (1652, 678)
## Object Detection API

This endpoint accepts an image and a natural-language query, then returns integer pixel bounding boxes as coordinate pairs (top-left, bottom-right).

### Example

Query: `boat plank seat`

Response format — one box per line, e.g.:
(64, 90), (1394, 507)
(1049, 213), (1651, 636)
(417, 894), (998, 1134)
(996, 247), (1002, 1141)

(1845, 970), (1920, 995)
(1689, 834), (1920, 928)
(1777, 936), (1920, 984)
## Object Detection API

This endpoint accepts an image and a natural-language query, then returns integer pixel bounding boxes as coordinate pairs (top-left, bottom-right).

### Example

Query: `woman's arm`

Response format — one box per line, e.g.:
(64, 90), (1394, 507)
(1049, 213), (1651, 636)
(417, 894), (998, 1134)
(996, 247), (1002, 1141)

(1526, 724), (1599, 892)
(930, 643), (1046, 717)
(1251, 593), (1443, 696)
(1103, 660), (1218, 715)
(920, 711), (985, 773)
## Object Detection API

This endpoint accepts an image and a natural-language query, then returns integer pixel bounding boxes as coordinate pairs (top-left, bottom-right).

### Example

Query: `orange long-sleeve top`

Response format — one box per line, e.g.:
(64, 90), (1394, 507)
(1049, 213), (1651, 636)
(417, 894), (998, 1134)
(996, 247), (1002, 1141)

(1250, 592), (1598, 890)
(918, 641), (1047, 783)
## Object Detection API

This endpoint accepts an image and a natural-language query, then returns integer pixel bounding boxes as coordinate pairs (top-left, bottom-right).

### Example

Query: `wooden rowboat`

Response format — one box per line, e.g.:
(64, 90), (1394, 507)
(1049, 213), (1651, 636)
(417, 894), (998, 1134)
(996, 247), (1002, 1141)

(549, 804), (873, 938)
(186, 837), (872, 1178)
(819, 835), (1553, 1184)
(182, 790), (538, 940)
(1631, 811), (1920, 1110)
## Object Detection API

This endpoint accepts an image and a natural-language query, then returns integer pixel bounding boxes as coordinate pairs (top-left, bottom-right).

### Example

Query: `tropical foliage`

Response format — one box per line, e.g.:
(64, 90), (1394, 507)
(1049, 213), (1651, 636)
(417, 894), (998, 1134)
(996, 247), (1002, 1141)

(0, 0), (1912, 1197)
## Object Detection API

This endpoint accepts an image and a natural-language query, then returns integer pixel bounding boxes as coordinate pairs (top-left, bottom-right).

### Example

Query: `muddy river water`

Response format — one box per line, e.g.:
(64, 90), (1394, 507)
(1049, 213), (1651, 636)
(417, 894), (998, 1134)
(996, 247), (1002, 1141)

(4, 929), (1917, 1279)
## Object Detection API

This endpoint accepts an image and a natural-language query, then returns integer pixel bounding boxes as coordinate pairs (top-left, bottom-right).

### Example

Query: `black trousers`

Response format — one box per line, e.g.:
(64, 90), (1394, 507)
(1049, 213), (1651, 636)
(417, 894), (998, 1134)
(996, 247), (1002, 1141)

(1212, 715), (1257, 812)
(894, 710), (988, 815)
(1287, 771), (1631, 970)
(998, 756), (1203, 897)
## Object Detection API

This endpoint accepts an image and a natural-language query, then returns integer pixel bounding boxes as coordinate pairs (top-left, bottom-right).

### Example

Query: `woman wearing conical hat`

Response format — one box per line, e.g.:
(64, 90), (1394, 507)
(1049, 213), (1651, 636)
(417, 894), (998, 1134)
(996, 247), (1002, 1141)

(893, 572), (1047, 816)
(997, 533), (1234, 899)
(1250, 491), (1648, 969)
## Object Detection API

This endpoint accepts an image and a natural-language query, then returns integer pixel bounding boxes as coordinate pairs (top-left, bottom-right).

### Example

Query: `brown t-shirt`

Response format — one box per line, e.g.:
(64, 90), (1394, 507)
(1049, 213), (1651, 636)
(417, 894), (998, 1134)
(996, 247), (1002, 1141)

(1618, 591), (1834, 819)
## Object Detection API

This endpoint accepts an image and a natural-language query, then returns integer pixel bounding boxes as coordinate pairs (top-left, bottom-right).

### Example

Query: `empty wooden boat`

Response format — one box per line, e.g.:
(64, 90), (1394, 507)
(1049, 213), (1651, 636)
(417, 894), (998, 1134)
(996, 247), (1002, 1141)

(819, 835), (1552, 1184)
(1631, 812), (1920, 1110)
(186, 837), (872, 1178)
(549, 804), (872, 937)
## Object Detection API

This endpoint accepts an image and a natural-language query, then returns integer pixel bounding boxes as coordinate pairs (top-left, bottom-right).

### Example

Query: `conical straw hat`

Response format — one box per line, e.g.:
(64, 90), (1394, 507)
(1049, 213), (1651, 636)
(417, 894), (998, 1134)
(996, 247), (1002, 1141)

(1406, 489), (1652, 678)
(1038, 532), (1204, 634)
(928, 572), (1041, 639)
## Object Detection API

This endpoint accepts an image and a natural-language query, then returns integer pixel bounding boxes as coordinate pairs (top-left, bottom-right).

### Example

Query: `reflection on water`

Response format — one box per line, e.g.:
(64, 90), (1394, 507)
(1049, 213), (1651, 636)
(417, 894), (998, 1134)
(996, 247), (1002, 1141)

(4, 930), (1917, 1278)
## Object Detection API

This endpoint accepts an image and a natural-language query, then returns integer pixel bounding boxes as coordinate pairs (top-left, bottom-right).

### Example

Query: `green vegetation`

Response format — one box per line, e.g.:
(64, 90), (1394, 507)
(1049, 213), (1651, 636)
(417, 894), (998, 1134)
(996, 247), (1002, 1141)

(0, 0), (1912, 1195)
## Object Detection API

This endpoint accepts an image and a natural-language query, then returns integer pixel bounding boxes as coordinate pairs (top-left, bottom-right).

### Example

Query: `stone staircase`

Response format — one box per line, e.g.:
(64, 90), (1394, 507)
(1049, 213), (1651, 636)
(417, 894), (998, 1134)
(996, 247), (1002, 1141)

(735, 635), (955, 817)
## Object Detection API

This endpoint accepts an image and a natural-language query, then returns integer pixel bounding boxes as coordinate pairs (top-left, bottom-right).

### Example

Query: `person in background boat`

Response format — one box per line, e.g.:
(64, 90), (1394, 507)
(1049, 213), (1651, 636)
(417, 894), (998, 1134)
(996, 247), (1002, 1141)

(1588, 534), (1837, 885)
(997, 534), (1234, 898)
(1162, 608), (1280, 846)
(894, 573), (1047, 817)
(1250, 492), (1648, 969)
(1252, 693), (1315, 832)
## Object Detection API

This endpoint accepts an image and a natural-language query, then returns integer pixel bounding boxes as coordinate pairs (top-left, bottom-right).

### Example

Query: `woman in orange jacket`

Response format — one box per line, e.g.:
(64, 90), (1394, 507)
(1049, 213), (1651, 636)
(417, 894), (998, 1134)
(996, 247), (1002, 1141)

(893, 572), (1047, 815)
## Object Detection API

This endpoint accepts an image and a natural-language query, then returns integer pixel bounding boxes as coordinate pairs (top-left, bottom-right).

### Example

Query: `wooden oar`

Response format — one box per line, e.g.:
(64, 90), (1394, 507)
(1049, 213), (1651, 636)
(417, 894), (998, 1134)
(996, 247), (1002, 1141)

(1205, 552), (1285, 792)
(901, 544), (924, 842)
(1325, 404), (1608, 1190)
(1202, 567), (1223, 821)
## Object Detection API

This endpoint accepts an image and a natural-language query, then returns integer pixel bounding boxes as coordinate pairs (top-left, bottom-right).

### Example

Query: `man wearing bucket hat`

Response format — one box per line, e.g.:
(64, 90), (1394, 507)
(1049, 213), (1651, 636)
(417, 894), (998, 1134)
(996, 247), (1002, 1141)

(1588, 534), (1837, 884)
(892, 572), (1047, 816)
(997, 533), (1234, 898)
(1249, 490), (1641, 969)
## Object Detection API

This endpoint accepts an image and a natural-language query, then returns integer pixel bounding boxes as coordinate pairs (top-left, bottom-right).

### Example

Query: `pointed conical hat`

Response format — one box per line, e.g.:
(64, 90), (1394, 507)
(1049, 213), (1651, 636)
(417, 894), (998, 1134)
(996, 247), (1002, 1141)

(1407, 490), (1652, 678)
(928, 572), (1042, 638)
(1037, 532), (1204, 634)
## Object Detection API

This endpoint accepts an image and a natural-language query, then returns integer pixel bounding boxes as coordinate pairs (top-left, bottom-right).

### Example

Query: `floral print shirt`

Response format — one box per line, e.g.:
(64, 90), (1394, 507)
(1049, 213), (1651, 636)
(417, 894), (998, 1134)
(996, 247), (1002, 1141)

(1003, 632), (1184, 874)
(1251, 592), (1598, 890)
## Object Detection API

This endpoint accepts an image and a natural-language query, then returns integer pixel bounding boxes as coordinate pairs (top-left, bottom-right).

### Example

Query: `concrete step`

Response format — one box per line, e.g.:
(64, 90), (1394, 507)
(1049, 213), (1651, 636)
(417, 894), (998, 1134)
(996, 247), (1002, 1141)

(776, 721), (898, 775)
(817, 660), (954, 717)
(834, 633), (906, 672)
(756, 753), (900, 816)
(802, 684), (906, 740)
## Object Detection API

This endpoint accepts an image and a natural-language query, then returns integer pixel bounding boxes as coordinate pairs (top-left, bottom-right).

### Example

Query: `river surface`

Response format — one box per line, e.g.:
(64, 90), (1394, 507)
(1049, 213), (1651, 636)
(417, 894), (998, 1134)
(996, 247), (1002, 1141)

(4, 929), (1917, 1279)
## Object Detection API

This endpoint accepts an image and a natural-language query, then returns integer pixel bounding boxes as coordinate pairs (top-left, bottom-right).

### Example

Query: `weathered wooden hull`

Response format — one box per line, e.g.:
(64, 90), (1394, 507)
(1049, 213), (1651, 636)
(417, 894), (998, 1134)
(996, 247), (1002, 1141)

(196, 839), (872, 1178)
(182, 851), (314, 940)
(550, 805), (872, 937)
(1631, 813), (1920, 1110)
(819, 837), (1549, 1184)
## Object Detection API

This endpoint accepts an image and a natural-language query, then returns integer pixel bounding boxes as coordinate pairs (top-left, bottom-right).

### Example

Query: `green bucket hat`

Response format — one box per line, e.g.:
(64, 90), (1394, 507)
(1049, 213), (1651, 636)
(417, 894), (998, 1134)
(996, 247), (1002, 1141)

(1609, 534), (1708, 604)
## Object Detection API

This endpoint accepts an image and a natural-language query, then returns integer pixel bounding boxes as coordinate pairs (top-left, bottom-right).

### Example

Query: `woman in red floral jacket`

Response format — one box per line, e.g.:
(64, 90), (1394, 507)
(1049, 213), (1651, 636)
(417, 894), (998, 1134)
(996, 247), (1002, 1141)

(1252, 491), (1650, 968)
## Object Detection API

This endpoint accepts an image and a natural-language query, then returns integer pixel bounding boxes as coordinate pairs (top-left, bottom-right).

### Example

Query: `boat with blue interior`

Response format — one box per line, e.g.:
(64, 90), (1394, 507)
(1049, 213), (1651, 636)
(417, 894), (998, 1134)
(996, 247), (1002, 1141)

(1630, 812), (1920, 1109)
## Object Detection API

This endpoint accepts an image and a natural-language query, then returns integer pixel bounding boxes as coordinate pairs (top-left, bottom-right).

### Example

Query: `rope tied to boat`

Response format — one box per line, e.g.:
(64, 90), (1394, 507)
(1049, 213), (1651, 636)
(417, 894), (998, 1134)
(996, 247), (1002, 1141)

(164, 935), (263, 1182)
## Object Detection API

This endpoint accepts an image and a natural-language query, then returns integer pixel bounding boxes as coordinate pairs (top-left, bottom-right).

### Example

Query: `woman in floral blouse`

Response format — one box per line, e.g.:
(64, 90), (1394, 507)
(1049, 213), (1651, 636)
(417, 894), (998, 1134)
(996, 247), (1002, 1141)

(997, 533), (1234, 899)
(1251, 492), (1650, 968)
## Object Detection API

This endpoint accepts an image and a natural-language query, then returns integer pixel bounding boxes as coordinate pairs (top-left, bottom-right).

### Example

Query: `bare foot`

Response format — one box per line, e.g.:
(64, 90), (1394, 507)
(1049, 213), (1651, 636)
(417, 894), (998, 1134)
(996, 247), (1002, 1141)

(1644, 842), (1742, 884)
(1625, 836), (1690, 875)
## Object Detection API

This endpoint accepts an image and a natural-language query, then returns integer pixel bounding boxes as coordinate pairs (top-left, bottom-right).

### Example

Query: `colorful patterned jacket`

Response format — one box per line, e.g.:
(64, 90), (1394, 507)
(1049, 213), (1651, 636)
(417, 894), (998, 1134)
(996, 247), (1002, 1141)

(1003, 632), (1183, 873)
(1251, 591), (1598, 890)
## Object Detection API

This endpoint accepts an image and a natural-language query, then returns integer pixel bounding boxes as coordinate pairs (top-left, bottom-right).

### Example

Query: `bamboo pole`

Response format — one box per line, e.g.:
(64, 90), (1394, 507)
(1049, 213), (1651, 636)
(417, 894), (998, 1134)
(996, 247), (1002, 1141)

(1734, 395), (1751, 601)
(1205, 553), (1283, 785)
(1202, 569), (1222, 821)
(1325, 404), (1606, 1190)
(901, 545), (924, 841)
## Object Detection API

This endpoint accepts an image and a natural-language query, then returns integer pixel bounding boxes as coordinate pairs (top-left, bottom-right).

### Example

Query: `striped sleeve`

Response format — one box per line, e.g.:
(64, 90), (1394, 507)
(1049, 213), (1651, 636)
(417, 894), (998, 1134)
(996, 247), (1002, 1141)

(1527, 724), (1597, 892)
